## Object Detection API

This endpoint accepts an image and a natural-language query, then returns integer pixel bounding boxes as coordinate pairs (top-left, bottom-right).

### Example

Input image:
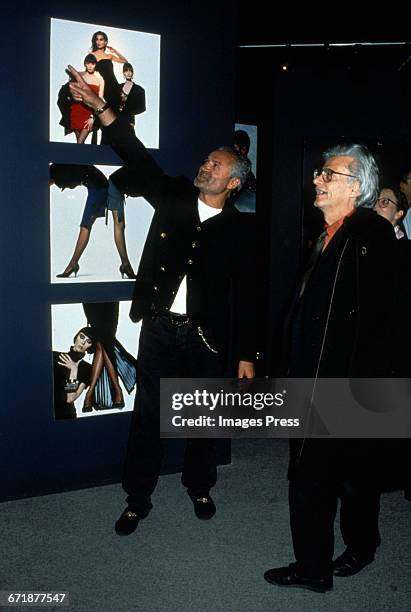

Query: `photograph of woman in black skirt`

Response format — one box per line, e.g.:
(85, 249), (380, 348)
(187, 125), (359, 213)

(52, 302), (138, 419)
(82, 302), (137, 413)
(50, 164), (142, 281)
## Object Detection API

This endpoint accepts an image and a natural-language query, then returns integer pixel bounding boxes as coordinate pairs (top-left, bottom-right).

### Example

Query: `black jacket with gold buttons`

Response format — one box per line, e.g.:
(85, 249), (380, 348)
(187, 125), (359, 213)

(105, 116), (257, 363)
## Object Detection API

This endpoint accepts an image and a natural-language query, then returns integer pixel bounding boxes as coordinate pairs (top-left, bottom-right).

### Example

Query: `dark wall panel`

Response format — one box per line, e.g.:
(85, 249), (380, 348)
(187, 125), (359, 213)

(1, 2), (235, 501)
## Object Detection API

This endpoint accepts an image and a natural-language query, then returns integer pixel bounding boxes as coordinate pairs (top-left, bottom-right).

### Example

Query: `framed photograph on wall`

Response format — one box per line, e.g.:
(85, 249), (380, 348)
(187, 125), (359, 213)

(51, 301), (139, 420)
(49, 163), (154, 283)
(49, 18), (160, 147)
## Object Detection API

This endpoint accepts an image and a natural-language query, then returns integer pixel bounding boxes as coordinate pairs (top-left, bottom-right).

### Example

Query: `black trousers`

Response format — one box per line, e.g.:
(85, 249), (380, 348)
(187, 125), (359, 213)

(122, 315), (222, 517)
(288, 439), (381, 578)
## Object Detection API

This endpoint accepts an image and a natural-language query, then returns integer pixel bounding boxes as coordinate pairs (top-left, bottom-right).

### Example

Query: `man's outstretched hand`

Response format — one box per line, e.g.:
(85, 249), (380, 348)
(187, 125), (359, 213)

(67, 65), (116, 126)
(67, 65), (101, 108)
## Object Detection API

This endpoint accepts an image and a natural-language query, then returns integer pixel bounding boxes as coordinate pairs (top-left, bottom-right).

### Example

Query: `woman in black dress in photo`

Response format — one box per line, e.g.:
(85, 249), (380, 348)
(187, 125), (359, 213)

(53, 327), (96, 420)
(90, 31), (128, 109)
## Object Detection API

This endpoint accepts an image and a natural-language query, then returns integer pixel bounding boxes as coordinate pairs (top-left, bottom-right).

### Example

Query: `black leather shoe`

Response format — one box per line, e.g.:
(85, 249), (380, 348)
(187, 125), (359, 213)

(333, 549), (374, 577)
(189, 493), (216, 520)
(264, 564), (333, 593)
(115, 507), (140, 536)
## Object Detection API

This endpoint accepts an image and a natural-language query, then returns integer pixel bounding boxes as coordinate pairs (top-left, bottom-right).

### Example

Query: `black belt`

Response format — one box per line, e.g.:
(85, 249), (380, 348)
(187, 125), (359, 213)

(152, 309), (193, 326)
(148, 309), (219, 352)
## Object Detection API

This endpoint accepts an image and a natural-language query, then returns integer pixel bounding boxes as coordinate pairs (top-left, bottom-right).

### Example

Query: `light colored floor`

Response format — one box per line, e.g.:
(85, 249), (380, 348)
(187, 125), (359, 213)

(0, 439), (410, 612)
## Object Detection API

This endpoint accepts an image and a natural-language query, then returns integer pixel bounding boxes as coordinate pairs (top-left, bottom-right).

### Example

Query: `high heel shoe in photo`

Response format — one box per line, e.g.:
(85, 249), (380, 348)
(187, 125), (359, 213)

(113, 393), (125, 409)
(56, 263), (80, 278)
(119, 263), (136, 279)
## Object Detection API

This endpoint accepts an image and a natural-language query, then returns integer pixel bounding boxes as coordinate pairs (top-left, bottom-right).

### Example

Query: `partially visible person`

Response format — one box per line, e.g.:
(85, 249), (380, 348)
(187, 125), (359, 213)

(53, 327), (95, 419)
(400, 167), (411, 204)
(69, 55), (104, 144)
(57, 81), (73, 138)
(232, 129), (256, 212)
(374, 186), (409, 239)
(233, 130), (257, 190)
(233, 129), (249, 156)
(57, 54), (104, 144)
(117, 62), (146, 136)
(50, 164), (136, 279)
(81, 302), (137, 413)
(90, 31), (127, 110)
(50, 164), (108, 278)
(67, 64), (258, 538)
(264, 144), (399, 593)
(386, 173), (411, 503)
(399, 167), (411, 237)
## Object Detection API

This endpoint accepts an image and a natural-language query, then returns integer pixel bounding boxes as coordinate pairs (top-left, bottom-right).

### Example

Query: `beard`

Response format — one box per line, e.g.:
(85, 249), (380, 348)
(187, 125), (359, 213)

(194, 173), (217, 194)
(194, 172), (207, 188)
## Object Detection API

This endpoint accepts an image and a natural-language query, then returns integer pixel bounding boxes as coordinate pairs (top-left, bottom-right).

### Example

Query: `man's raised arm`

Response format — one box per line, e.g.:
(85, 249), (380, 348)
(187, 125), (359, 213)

(67, 65), (175, 206)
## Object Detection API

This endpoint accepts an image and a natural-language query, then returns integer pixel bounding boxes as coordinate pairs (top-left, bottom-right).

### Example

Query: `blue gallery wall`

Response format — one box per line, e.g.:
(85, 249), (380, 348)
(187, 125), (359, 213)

(1, 2), (236, 501)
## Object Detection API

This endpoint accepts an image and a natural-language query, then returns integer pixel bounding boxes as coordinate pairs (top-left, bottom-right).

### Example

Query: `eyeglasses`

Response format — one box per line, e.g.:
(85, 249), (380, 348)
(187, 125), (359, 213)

(375, 197), (398, 209)
(313, 167), (358, 183)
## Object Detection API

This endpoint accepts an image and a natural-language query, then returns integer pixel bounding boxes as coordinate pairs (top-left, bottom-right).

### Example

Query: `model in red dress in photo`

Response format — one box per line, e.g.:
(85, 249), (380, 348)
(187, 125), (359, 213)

(69, 54), (104, 144)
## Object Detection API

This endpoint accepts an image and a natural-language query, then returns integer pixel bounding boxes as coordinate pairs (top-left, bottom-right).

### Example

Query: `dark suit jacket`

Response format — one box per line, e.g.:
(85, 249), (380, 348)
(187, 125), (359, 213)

(104, 116), (258, 363)
(57, 82), (72, 135)
(285, 208), (406, 480)
(286, 208), (398, 378)
(118, 82), (146, 121)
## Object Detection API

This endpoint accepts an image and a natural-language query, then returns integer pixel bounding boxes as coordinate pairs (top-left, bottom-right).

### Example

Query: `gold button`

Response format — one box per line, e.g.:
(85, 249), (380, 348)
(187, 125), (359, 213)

(188, 259), (193, 265)
(160, 232), (166, 238)
(196, 226), (202, 232)
(153, 286), (158, 291)
(192, 242), (197, 248)
(160, 266), (165, 271)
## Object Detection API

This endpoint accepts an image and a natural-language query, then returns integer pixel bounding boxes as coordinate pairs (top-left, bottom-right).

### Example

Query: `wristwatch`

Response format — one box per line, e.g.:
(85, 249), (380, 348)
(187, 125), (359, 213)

(94, 101), (109, 115)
